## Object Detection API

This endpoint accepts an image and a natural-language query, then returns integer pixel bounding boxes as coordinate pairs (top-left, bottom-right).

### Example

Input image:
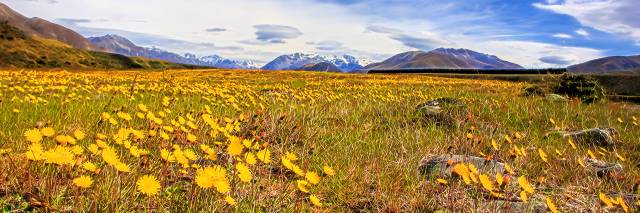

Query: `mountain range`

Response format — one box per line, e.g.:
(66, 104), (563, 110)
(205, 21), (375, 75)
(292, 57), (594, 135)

(364, 48), (524, 70)
(568, 55), (640, 73)
(1, 2), (639, 73)
(88, 34), (258, 69)
(261, 53), (371, 72)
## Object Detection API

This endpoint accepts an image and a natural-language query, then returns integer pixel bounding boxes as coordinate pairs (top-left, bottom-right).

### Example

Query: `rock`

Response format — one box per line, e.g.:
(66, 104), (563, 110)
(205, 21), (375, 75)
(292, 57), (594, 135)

(584, 158), (622, 177)
(562, 128), (616, 146)
(418, 154), (505, 177)
(545, 94), (569, 102)
(416, 97), (466, 126)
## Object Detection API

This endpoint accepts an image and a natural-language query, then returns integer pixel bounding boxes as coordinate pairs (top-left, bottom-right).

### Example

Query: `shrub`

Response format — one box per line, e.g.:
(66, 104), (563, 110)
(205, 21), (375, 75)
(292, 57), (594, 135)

(554, 74), (605, 103)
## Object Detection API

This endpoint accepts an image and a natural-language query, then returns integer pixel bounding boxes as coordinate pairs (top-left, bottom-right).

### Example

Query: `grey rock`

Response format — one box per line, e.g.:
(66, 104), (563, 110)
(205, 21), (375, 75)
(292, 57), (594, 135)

(562, 128), (616, 146)
(418, 154), (505, 177)
(416, 97), (466, 126)
(584, 158), (622, 177)
(545, 94), (569, 102)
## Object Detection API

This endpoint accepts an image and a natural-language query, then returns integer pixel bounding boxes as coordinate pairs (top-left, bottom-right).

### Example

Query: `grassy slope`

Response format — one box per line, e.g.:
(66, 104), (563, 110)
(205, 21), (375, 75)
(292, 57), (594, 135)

(0, 21), (202, 70)
(0, 70), (638, 212)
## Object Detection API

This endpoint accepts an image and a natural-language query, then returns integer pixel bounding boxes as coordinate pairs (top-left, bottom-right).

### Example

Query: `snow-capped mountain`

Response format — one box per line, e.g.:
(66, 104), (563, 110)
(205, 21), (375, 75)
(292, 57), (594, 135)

(88, 34), (257, 69)
(261, 53), (371, 72)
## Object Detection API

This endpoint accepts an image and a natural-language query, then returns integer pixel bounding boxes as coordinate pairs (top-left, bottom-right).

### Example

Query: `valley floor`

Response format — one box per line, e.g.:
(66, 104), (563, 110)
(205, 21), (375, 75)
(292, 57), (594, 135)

(0, 69), (638, 212)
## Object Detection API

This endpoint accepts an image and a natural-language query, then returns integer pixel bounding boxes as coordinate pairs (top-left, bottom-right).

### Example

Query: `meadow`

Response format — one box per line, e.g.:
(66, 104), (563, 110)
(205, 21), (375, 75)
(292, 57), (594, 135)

(0, 69), (638, 212)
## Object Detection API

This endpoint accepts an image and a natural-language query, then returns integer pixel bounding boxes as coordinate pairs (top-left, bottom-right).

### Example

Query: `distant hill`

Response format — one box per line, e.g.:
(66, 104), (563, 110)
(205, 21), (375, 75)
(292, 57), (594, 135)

(0, 2), (97, 50)
(568, 55), (640, 73)
(297, 62), (342, 72)
(364, 48), (523, 70)
(0, 21), (199, 70)
(89, 34), (257, 69)
(261, 53), (371, 72)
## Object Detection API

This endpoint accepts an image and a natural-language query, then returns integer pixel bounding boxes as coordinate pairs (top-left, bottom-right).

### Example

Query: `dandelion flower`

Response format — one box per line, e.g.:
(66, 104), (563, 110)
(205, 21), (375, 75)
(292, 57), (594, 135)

(40, 127), (55, 137)
(323, 165), (335, 176)
(227, 138), (244, 156)
(73, 130), (86, 140)
(43, 146), (75, 166)
(599, 192), (614, 207)
(73, 175), (93, 188)
(436, 178), (448, 185)
(82, 162), (98, 172)
(297, 180), (310, 193)
(479, 174), (495, 192)
(25, 142), (45, 161)
(305, 172), (321, 185)
(453, 163), (471, 185)
(25, 129), (43, 143)
(195, 165), (230, 193)
(520, 191), (528, 203)
(245, 153), (257, 165)
(186, 133), (197, 142)
(225, 195), (237, 206)
(235, 162), (252, 182)
(256, 149), (271, 164)
(518, 176), (535, 193)
(136, 175), (161, 196)
(309, 194), (322, 207)
(545, 197), (558, 213)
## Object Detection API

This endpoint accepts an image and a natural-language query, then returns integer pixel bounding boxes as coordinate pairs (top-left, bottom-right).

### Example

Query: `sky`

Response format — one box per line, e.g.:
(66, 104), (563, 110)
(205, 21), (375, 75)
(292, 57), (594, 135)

(5, 0), (640, 67)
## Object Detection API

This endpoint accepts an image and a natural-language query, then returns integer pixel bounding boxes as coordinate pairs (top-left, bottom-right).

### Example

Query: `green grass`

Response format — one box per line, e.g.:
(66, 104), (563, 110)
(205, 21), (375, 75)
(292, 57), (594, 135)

(0, 70), (639, 212)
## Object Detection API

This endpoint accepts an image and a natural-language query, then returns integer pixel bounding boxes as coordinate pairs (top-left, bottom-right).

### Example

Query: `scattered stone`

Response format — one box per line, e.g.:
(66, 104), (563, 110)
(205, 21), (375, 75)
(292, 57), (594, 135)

(416, 97), (466, 126)
(545, 94), (569, 102)
(583, 158), (622, 177)
(562, 128), (616, 146)
(418, 154), (505, 177)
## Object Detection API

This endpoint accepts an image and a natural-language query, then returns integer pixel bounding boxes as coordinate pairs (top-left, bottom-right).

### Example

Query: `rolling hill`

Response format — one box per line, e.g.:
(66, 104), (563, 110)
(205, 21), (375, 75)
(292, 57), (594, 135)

(0, 2), (97, 50)
(568, 55), (640, 73)
(364, 48), (523, 70)
(0, 20), (200, 70)
(297, 62), (342, 72)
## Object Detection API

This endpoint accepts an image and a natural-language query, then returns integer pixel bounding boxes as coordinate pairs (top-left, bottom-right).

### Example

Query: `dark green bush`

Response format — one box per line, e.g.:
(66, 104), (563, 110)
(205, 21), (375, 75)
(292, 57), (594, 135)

(554, 74), (605, 103)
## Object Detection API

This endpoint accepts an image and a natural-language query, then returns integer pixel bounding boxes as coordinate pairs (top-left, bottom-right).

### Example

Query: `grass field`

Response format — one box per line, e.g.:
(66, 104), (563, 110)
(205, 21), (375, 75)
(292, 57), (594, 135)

(1, 69), (639, 212)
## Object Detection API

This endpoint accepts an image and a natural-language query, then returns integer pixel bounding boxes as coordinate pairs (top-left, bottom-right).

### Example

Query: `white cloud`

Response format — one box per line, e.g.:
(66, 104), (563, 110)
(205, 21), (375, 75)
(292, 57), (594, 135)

(575, 29), (589, 37)
(552, 33), (573, 39)
(3, 0), (609, 67)
(534, 0), (640, 42)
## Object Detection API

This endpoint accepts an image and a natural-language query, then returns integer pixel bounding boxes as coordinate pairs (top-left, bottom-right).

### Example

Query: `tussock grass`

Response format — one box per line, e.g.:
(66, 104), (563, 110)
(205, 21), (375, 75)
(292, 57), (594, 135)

(0, 69), (638, 212)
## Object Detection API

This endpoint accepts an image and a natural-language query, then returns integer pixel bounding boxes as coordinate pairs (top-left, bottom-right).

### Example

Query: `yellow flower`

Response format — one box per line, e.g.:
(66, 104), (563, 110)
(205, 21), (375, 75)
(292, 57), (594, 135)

(518, 175), (535, 193)
(195, 165), (230, 193)
(25, 142), (45, 161)
(114, 162), (130, 173)
(25, 128), (43, 143)
(309, 194), (322, 207)
(538, 148), (548, 163)
(225, 195), (236, 206)
(520, 191), (528, 203)
(546, 197), (558, 213)
(452, 163), (471, 185)
(285, 152), (299, 161)
(256, 149), (271, 164)
(73, 175), (93, 188)
(479, 174), (495, 192)
(82, 162), (98, 172)
(245, 152), (257, 165)
(296, 180), (310, 193)
(43, 146), (75, 166)
(40, 127), (55, 137)
(305, 172), (321, 185)
(136, 175), (161, 196)
(186, 133), (197, 142)
(227, 137), (244, 156)
(73, 130), (86, 140)
(235, 162), (252, 182)
(322, 165), (335, 176)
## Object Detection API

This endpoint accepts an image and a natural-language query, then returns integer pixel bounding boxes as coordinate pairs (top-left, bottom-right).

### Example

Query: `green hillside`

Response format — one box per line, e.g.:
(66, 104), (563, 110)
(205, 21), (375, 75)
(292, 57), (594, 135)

(0, 21), (202, 70)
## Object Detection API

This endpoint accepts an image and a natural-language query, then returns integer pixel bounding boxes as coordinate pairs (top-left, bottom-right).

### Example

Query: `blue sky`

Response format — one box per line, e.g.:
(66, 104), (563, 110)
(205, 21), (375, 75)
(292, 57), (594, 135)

(5, 0), (640, 67)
